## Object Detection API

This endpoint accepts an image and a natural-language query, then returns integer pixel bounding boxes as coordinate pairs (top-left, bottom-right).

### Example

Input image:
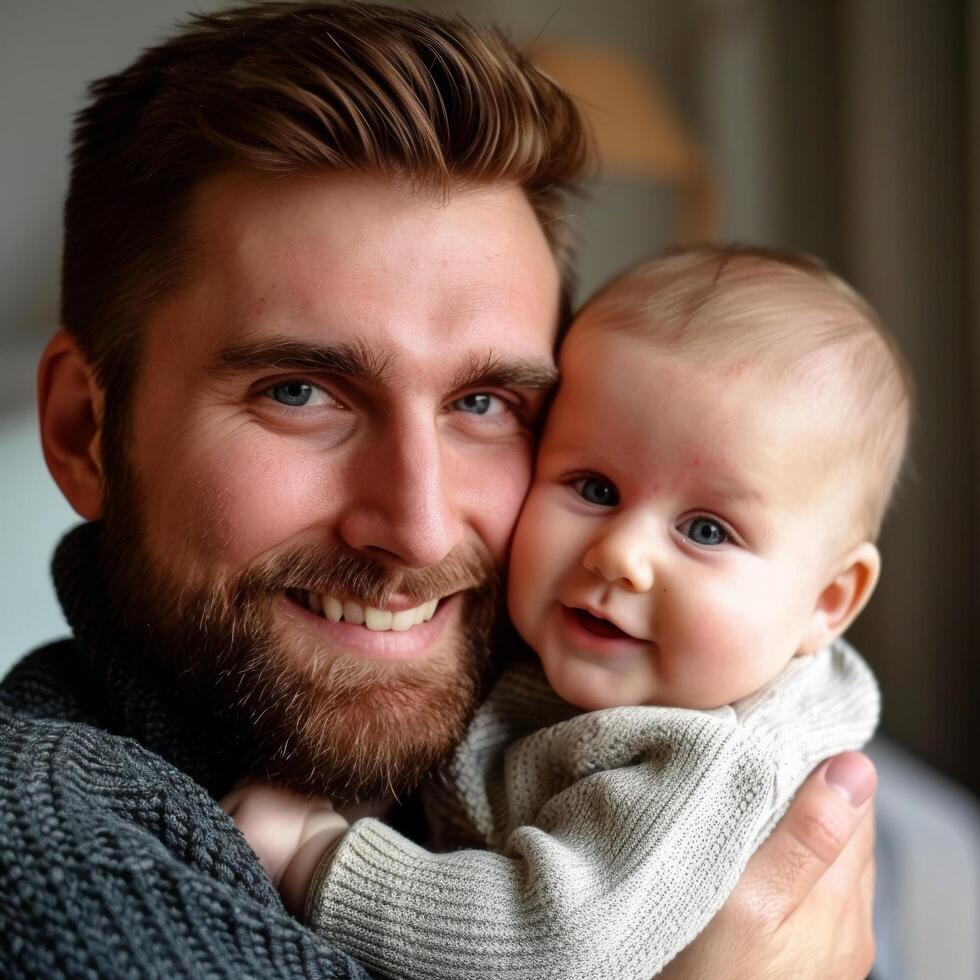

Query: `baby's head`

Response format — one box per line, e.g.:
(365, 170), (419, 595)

(508, 245), (913, 711)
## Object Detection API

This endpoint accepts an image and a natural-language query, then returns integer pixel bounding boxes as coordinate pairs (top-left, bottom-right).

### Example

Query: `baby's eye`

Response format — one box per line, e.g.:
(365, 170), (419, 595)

(680, 516), (729, 547)
(573, 475), (620, 507)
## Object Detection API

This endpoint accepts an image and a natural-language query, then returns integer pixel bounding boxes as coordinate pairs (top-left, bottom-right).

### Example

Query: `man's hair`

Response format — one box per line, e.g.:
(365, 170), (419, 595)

(579, 244), (915, 541)
(62, 1), (589, 405)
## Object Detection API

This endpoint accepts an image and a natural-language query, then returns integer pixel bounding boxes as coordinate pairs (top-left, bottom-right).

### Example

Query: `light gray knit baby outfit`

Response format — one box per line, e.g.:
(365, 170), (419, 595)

(307, 639), (879, 979)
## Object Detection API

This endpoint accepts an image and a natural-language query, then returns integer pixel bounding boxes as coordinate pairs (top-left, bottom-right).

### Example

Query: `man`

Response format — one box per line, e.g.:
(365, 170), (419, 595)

(0, 3), (876, 976)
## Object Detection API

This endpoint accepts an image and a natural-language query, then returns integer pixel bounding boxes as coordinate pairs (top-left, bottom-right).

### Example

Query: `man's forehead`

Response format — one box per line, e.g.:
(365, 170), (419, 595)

(192, 169), (553, 277)
(186, 170), (558, 325)
(143, 168), (562, 382)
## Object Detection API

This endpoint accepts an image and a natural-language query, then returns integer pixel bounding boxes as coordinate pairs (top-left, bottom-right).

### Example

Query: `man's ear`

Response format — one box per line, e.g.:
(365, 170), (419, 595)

(38, 329), (106, 520)
(799, 542), (881, 654)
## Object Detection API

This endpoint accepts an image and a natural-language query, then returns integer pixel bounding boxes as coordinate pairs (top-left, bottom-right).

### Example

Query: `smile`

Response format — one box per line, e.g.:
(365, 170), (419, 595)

(279, 589), (455, 661)
(571, 607), (636, 640)
(559, 604), (651, 657)
(286, 590), (440, 632)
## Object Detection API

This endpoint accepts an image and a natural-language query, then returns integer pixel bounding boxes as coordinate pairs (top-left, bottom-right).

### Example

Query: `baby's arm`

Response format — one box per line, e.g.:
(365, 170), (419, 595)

(224, 644), (878, 980)
(217, 727), (775, 980)
(220, 781), (349, 917)
(304, 719), (779, 980)
(308, 644), (878, 980)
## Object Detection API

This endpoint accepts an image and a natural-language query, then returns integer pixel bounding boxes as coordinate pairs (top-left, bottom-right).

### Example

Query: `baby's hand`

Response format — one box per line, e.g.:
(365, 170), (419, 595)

(220, 780), (349, 917)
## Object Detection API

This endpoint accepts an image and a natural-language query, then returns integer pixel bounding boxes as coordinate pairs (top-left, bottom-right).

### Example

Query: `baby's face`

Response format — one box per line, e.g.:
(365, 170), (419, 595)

(507, 324), (846, 711)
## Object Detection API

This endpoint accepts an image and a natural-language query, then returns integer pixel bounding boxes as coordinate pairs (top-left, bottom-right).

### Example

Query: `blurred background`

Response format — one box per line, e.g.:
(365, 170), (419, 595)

(2, 1), (979, 975)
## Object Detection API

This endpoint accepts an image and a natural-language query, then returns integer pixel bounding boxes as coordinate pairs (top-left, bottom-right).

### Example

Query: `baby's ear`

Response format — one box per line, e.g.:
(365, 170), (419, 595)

(799, 542), (881, 654)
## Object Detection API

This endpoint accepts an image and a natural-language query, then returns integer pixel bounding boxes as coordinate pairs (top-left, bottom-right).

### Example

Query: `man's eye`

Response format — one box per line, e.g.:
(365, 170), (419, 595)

(264, 381), (328, 407)
(680, 516), (729, 547)
(451, 393), (507, 416)
(267, 381), (314, 406)
(573, 475), (619, 507)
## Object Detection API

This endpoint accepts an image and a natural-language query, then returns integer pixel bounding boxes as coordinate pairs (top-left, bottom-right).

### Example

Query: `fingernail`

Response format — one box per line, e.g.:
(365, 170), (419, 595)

(824, 752), (876, 807)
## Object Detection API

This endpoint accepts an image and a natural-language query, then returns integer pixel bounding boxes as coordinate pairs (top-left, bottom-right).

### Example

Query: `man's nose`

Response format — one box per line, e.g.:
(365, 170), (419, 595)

(337, 414), (460, 568)
(582, 517), (656, 593)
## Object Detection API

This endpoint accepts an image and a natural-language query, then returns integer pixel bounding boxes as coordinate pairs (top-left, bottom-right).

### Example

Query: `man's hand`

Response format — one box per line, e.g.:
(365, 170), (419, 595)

(220, 781), (349, 917)
(661, 751), (877, 979)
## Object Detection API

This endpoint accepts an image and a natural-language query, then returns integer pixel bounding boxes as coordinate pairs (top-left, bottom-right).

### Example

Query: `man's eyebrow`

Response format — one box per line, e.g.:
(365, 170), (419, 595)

(450, 353), (558, 393)
(206, 337), (390, 385)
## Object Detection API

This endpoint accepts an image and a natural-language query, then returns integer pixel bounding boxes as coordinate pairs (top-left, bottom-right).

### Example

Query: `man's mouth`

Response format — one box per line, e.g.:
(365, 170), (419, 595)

(285, 589), (440, 632)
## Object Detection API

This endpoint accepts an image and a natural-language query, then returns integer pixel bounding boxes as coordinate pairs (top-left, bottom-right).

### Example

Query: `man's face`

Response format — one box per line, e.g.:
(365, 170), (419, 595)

(105, 170), (560, 800)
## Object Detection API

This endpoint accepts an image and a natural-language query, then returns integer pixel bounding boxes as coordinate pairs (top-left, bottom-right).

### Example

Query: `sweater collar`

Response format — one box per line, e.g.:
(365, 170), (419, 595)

(52, 521), (246, 796)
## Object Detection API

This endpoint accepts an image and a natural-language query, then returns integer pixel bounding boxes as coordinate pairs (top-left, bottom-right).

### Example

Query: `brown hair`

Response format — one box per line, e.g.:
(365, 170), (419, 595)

(61, 1), (589, 406)
(578, 244), (915, 540)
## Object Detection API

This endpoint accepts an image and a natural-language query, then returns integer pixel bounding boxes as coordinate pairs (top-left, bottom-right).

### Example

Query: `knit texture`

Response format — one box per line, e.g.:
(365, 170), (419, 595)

(309, 641), (879, 979)
(0, 523), (373, 979)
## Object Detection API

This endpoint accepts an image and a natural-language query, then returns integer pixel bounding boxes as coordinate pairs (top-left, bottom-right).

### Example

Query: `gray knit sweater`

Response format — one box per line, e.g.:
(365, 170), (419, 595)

(308, 640), (879, 979)
(0, 524), (373, 979)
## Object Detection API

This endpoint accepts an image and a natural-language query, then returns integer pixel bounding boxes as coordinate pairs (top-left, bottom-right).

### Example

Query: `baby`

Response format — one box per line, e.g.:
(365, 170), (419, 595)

(223, 245), (912, 978)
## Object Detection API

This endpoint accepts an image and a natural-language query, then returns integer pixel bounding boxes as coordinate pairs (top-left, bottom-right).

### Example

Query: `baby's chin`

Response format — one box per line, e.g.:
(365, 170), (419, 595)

(539, 655), (664, 712)
(539, 654), (765, 713)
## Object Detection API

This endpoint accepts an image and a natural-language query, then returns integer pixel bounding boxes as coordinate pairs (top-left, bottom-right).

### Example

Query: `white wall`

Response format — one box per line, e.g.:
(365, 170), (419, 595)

(0, 408), (78, 670)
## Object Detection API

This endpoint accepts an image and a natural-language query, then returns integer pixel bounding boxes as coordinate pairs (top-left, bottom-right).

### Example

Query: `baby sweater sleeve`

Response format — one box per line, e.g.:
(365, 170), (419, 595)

(306, 640), (878, 980)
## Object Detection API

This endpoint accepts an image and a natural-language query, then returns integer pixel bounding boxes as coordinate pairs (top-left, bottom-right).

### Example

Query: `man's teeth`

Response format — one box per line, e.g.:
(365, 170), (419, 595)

(302, 592), (438, 631)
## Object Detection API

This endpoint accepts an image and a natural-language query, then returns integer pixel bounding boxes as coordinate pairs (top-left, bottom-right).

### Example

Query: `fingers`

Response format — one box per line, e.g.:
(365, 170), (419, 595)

(219, 780), (279, 817)
(812, 806), (877, 977)
(860, 852), (877, 967)
(735, 752), (877, 927)
(219, 786), (247, 815)
(818, 802), (875, 894)
(279, 811), (350, 916)
(860, 851), (875, 911)
(673, 758), (878, 980)
(218, 774), (270, 814)
(823, 753), (877, 809)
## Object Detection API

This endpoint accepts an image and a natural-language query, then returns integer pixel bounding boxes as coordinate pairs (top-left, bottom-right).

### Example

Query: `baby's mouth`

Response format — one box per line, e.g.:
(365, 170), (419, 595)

(570, 607), (636, 641)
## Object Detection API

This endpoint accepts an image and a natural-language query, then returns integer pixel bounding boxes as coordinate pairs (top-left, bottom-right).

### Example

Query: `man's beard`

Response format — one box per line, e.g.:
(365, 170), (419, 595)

(98, 449), (499, 804)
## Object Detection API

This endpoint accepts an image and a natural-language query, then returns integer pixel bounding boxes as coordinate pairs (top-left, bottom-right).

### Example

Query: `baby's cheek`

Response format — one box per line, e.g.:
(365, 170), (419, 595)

(508, 490), (546, 564)
(507, 495), (559, 610)
(665, 579), (766, 694)
(507, 565), (555, 660)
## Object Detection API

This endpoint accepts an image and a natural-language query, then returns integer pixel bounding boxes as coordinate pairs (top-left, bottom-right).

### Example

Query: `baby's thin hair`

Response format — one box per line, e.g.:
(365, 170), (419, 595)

(580, 244), (915, 541)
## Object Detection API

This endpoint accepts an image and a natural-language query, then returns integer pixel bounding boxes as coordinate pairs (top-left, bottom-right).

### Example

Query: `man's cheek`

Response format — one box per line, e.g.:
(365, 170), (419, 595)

(143, 437), (336, 563)
(456, 445), (534, 563)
